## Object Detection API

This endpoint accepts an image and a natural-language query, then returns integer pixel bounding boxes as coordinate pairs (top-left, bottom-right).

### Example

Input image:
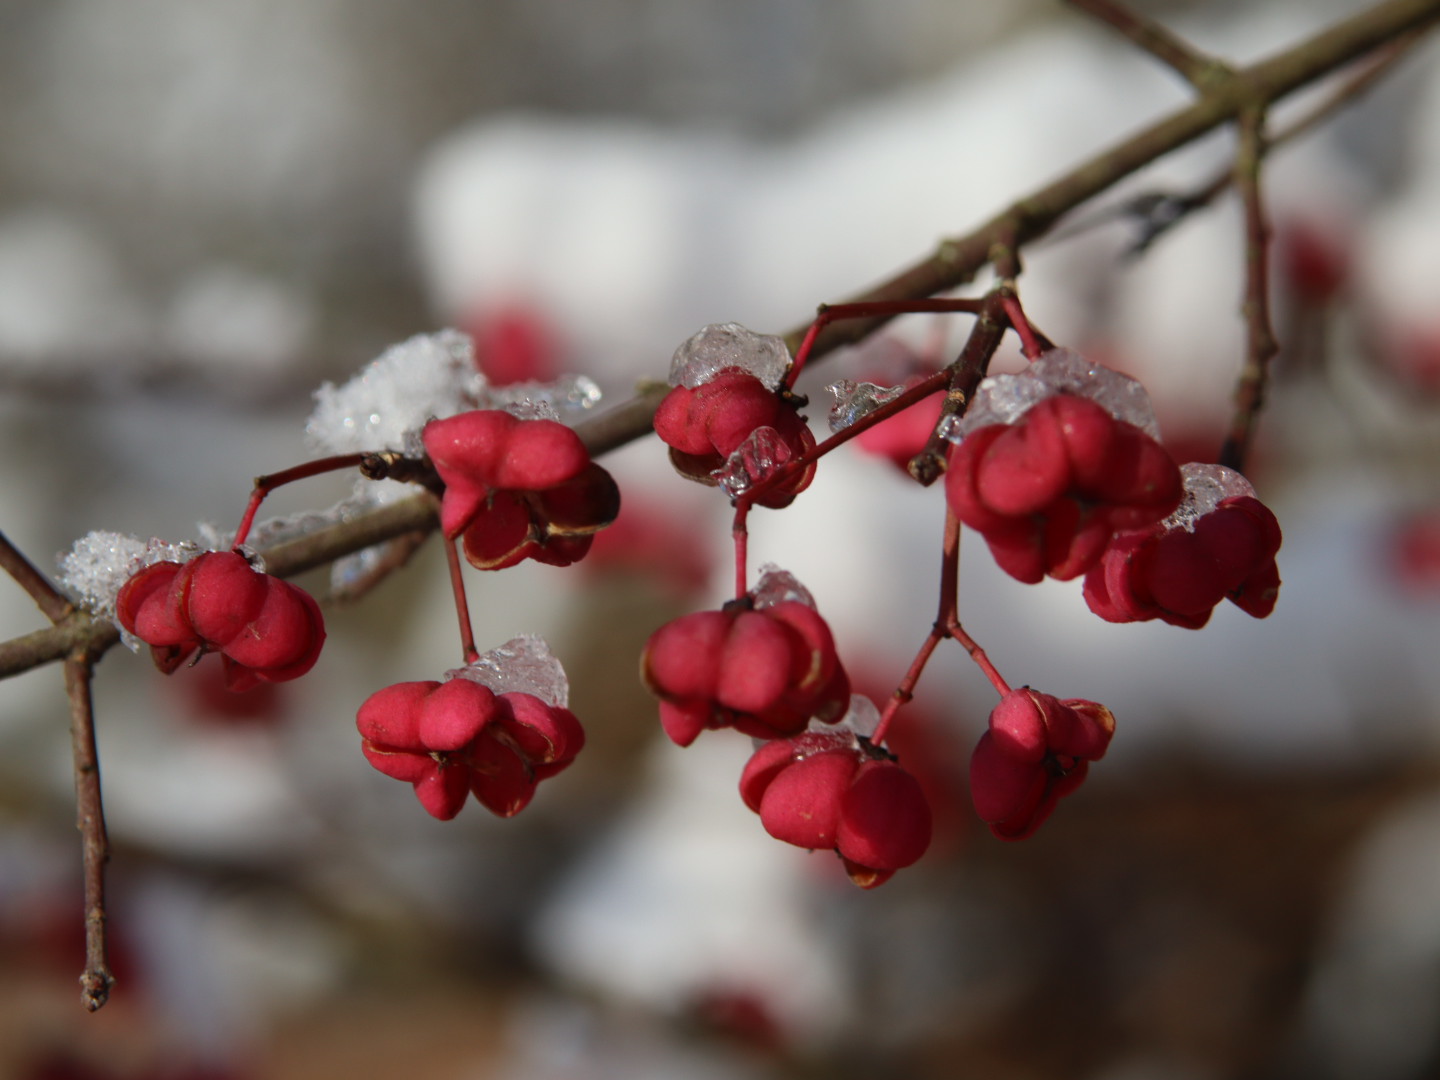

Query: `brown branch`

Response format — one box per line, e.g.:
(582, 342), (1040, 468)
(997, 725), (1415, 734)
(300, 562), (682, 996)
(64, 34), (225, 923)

(0, 531), (73, 624)
(782, 0), (1440, 362)
(1221, 106), (1280, 473)
(1, 0), (1438, 685)
(1054, 28), (1431, 256)
(64, 652), (113, 1010)
(1065, 0), (1228, 88)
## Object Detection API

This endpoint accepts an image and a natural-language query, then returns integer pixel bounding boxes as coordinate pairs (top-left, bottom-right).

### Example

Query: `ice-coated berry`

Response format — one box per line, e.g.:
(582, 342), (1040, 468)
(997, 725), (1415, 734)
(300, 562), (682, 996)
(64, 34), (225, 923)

(946, 394), (1182, 583)
(1084, 494), (1282, 629)
(653, 370), (816, 508)
(357, 678), (584, 820)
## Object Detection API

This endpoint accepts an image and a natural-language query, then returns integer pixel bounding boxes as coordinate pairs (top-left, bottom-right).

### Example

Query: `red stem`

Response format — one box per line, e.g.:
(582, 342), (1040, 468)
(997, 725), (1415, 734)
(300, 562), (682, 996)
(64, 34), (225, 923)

(1000, 294), (1045, 360)
(783, 298), (985, 392)
(231, 453), (369, 550)
(737, 368), (950, 514)
(872, 509), (962, 747)
(732, 502), (752, 600)
(947, 622), (1012, 698)
(444, 539), (480, 665)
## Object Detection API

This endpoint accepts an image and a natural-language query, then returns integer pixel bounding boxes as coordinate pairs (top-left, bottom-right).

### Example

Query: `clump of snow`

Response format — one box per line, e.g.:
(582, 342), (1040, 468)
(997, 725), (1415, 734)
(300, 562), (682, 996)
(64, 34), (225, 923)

(57, 531), (200, 623)
(669, 323), (790, 390)
(306, 330), (604, 459)
(305, 329), (485, 455)
(447, 635), (569, 708)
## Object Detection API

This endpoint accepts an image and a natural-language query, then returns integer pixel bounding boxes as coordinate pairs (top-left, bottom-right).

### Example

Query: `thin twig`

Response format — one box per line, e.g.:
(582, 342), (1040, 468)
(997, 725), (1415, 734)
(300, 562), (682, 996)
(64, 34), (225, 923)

(64, 652), (113, 1011)
(0, 531), (73, 624)
(1050, 28), (1431, 256)
(1, 0), (1438, 685)
(1065, 0), (1227, 88)
(1221, 105), (1280, 473)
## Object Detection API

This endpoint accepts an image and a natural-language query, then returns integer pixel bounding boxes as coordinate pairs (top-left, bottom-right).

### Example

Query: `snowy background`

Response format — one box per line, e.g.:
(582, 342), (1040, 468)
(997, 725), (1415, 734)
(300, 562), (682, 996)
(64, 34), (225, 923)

(1, 1), (1439, 1078)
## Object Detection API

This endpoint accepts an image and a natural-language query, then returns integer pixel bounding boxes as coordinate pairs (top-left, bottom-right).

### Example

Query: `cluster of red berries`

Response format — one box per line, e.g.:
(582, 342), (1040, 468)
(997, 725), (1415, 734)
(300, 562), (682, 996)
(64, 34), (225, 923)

(643, 586), (932, 888)
(116, 551), (325, 691)
(946, 393), (1184, 583)
(423, 409), (620, 569)
(946, 388), (1283, 629)
(653, 370), (815, 507)
(356, 676), (584, 820)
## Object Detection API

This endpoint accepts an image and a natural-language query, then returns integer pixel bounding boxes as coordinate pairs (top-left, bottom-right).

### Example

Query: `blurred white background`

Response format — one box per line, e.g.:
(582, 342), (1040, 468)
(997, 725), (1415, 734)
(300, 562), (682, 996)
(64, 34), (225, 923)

(1, 1), (1439, 1078)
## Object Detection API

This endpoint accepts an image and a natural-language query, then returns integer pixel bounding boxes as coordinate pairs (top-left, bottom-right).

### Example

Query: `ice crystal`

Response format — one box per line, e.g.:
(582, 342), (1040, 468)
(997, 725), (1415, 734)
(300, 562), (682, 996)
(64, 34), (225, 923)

(711, 426), (794, 499)
(490, 374), (602, 422)
(1163, 463), (1257, 533)
(57, 532), (200, 628)
(446, 635), (569, 708)
(826, 379), (906, 433)
(949, 347), (1160, 441)
(750, 564), (816, 610)
(668, 322), (791, 391)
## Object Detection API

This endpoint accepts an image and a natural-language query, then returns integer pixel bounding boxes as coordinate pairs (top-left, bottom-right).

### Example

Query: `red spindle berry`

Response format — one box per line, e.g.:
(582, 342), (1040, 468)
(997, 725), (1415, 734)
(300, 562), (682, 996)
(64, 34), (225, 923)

(653, 370), (816, 508)
(642, 600), (850, 746)
(739, 734), (932, 888)
(1083, 495), (1282, 629)
(357, 678), (584, 821)
(115, 552), (326, 687)
(422, 409), (619, 569)
(969, 688), (1114, 841)
(946, 394), (1182, 583)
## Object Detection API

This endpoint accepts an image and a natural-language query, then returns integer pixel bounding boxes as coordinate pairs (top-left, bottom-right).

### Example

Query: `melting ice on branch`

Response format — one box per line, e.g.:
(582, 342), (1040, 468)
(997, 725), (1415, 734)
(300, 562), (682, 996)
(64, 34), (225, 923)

(489, 373), (603, 422)
(826, 379), (907, 433)
(668, 322), (791, 391)
(446, 635), (570, 708)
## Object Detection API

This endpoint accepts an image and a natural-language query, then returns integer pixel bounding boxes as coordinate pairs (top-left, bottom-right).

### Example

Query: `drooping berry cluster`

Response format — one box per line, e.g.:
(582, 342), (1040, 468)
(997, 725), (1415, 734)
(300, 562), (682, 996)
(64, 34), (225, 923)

(423, 409), (620, 569)
(641, 596), (850, 746)
(116, 551), (325, 690)
(945, 392), (1183, 583)
(356, 675), (583, 820)
(969, 688), (1115, 841)
(643, 570), (933, 888)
